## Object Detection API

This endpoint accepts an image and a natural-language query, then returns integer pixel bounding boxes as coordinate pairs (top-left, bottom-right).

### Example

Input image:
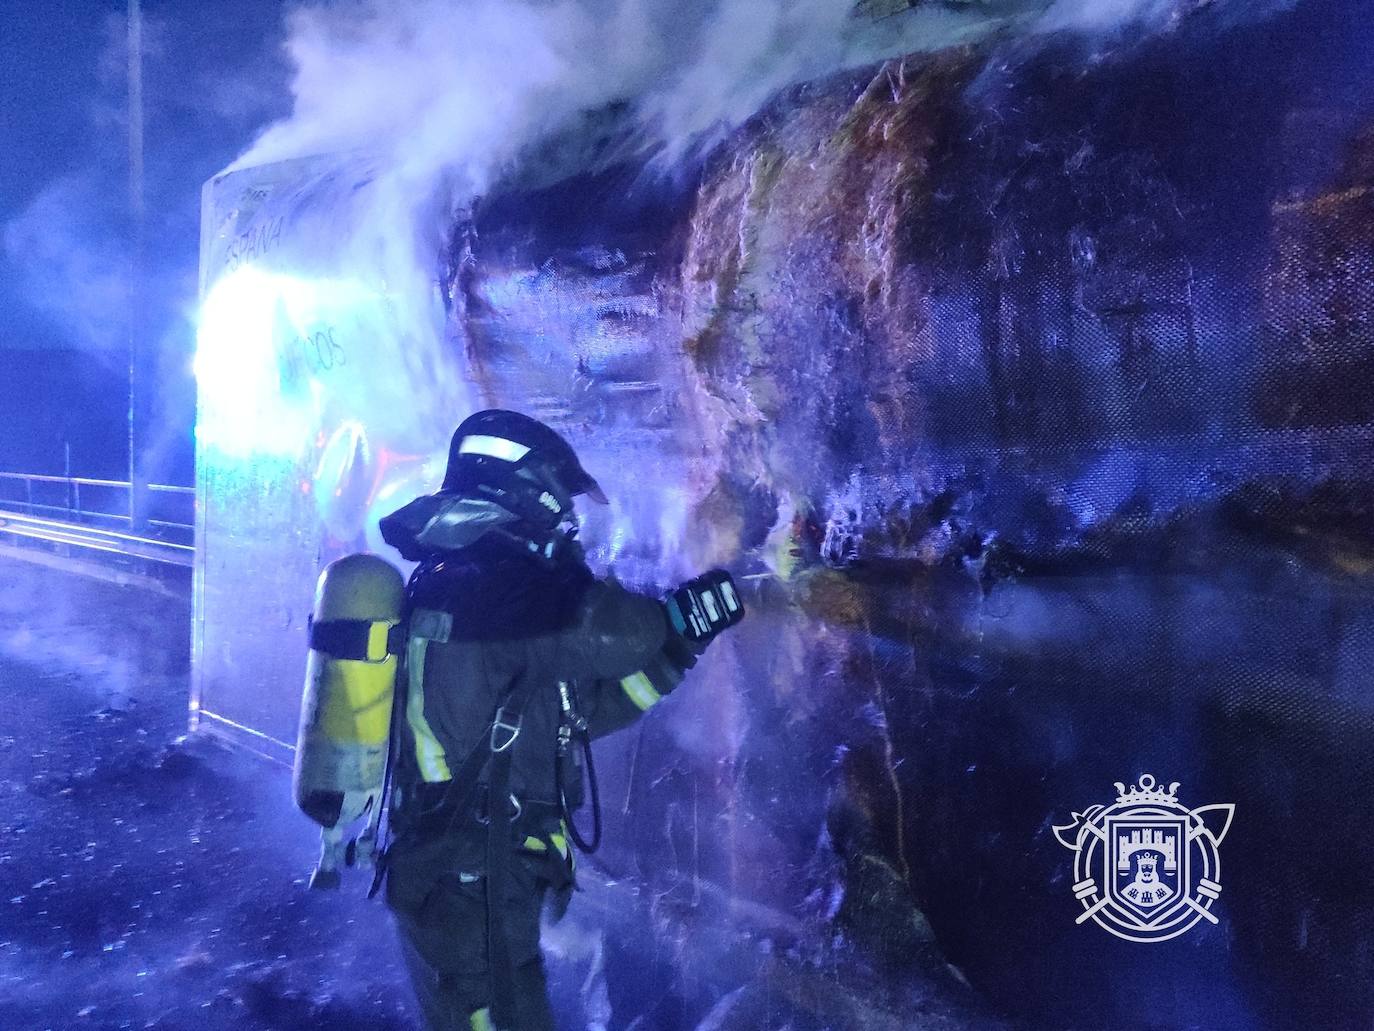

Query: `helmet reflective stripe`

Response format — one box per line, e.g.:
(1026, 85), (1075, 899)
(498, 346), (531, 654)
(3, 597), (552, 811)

(458, 434), (532, 463)
(619, 670), (662, 711)
(406, 635), (452, 782)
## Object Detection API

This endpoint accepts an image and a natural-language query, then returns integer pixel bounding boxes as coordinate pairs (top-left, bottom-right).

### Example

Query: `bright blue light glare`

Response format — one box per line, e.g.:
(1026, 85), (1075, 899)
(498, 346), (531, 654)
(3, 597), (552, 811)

(195, 265), (319, 459)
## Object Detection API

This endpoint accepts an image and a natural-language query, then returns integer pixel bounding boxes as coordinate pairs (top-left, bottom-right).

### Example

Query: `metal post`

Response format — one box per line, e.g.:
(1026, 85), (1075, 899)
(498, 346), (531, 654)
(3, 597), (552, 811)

(127, 0), (147, 532)
(64, 441), (73, 515)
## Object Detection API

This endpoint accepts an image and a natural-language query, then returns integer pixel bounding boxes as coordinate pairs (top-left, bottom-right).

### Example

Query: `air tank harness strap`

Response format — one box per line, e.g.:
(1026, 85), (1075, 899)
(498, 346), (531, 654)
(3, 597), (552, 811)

(307, 615), (406, 663)
(484, 674), (540, 1031)
(368, 692), (514, 899)
(400, 784), (561, 840)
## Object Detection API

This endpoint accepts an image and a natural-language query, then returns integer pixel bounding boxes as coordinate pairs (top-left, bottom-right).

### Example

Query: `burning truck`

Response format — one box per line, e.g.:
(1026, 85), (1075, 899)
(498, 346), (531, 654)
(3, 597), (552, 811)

(191, 2), (1374, 1027)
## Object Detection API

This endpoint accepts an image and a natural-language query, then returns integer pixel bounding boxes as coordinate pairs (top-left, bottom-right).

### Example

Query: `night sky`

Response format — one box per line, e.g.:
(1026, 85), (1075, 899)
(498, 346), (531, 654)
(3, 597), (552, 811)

(0, 1), (291, 482)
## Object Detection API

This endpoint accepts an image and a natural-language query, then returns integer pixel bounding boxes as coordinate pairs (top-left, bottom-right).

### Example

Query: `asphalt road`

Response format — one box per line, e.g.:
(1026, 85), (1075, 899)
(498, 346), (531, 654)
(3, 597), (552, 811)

(0, 554), (414, 1030)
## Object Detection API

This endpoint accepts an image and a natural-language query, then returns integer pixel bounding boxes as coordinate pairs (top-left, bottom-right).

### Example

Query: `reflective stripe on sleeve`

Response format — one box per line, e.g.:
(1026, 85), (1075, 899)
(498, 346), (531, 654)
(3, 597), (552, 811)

(619, 670), (662, 711)
(406, 637), (452, 782)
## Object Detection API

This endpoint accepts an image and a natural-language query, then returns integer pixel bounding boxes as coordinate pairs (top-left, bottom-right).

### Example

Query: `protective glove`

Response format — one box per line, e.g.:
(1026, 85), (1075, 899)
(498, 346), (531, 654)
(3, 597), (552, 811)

(662, 569), (745, 645)
(660, 628), (709, 677)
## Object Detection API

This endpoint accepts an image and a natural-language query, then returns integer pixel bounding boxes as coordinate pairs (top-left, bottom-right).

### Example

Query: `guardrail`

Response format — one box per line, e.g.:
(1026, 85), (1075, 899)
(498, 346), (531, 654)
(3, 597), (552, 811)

(0, 471), (194, 567)
(0, 472), (194, 543)
(0, 510), (194, 568)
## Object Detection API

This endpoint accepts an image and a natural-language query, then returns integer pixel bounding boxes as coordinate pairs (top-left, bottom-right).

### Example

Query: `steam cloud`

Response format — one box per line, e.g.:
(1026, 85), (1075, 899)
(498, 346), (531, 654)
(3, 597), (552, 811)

(237, 0), (1007, 182)
(1038, 0), (1293, 33)
(232, 0), (1294, 357)
(241, 0), (1295, 183)
(3, 176), (130, 355)
(229, 0), (1024, 346)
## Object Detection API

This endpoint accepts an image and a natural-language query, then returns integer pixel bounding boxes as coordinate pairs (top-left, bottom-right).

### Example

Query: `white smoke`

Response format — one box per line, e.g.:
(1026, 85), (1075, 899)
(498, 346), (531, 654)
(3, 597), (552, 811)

(2, 177), (130, 355)
(1037, 0), (1291, 33)
(1039, 0), (1183, 31)
(235, 0), (1018, 193)
(232, 0), (1292, 281)
(639, 0), (1005, 159)
(240, 1), (645, 191)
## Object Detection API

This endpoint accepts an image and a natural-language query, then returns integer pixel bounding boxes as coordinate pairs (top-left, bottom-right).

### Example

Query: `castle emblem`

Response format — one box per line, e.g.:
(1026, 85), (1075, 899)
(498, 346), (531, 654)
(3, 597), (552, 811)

(1053, 775), (1234, 942)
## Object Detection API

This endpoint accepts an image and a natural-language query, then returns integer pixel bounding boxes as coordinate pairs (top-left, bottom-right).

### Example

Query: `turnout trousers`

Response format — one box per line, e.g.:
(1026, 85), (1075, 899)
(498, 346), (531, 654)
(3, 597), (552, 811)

(388, 842), (557, 1031)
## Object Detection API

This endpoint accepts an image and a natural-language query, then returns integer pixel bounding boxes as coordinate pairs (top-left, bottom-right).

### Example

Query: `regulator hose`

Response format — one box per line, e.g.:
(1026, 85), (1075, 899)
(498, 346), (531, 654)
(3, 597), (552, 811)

(567, 732), (602, 854)
(557, 680), (602, 854)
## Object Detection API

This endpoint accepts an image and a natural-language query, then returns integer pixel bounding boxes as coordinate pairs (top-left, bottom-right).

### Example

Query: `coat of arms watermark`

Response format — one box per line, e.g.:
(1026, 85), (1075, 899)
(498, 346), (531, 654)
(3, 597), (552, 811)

(1053, 775), (1234, 942)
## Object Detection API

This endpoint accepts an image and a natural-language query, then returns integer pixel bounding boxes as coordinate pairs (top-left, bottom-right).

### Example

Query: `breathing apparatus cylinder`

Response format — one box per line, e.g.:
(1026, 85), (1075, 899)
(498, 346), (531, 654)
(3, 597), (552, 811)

(293, 552), (405, 889)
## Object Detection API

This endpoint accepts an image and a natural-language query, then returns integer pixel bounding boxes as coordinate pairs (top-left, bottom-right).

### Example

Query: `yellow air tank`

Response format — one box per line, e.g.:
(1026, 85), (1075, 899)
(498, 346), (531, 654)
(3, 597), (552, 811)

(293, 552), (405, 889)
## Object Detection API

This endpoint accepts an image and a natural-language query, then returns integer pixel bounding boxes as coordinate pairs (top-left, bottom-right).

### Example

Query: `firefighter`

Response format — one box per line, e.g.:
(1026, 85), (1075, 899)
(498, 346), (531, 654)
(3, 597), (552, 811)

(375, 409), (743, 1031)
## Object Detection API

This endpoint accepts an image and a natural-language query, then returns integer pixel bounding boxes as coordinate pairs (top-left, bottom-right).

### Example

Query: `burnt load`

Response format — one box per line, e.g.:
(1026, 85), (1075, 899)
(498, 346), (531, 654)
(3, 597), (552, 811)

(442, 5), (1374, 1027)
